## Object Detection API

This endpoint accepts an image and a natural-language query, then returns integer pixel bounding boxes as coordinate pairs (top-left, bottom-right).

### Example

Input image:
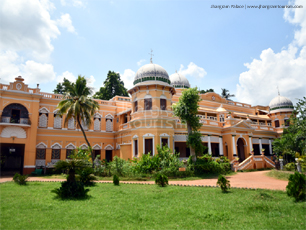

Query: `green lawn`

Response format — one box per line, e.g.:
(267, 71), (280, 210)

(1, 182), (305, 229)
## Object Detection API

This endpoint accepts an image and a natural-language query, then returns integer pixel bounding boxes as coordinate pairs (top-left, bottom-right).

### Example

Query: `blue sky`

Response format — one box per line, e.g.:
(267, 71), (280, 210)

(1, 0), (305, 106)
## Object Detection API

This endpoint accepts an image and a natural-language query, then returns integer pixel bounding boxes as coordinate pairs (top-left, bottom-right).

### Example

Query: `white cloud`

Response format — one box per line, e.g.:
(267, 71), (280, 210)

(120, 69), (135, 90)
(0, 51), (56, 84)
(0, 51), (20, 82)
(0, 0), (60, 59)
(236, 46), (306, 105)
(56, 13), (76, 34)
(22, 60), (56, 83)
(57, 71), (76, 83)
(60, 0), (85, 8)
(179, 62), (207, 79)
(284, 0), (306, 46)
(137, 59), (146, 66)
(236, 0), (306, 106)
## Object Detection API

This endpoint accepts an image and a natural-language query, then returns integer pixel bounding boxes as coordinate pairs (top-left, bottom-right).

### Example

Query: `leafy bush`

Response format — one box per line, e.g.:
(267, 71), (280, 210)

(217, 175), (230, 192)
(194, 155), (231, 175)
(286, 172), (306, 201)
(155, 173), (168, 187)
(109, 156), (134, 177)
(132, 154), (160, 174)
(13, 173), (28, 185)
(77, 167), (97, 186)
(52, 181), (89, 199)
(285, 162), (296, 171)
(113, 174), (120, 186)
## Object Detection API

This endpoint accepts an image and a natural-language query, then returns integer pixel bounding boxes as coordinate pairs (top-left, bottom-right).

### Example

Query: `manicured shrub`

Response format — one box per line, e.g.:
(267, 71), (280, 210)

(52, 181), (89, 199)
(155, 173), (168, 187)
(286, 172), (306, 202)
(13, 173), (28, 185)
(77, 167), (97, 186)
(217, 175), (230, 193)
(113, 174), (120, 186)
(285, 162), (296, 171)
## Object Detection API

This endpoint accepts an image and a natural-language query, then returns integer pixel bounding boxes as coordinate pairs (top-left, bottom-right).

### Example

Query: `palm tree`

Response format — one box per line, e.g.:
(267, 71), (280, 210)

(57, 76), (99, 162)
(221, 88), (235, 100)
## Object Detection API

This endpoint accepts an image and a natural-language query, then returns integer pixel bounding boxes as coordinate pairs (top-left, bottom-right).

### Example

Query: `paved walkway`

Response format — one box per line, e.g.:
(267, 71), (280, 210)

(0, 171), (288, 191)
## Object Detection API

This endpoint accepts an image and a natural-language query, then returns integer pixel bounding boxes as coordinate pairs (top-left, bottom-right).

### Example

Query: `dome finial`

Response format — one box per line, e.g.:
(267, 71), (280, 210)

(277, 86), (280, 96)
(149, 49), (154, 63)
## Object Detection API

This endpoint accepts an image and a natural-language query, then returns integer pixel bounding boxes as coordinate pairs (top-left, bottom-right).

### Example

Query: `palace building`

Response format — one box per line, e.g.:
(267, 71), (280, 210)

(0, 62), (294, 175)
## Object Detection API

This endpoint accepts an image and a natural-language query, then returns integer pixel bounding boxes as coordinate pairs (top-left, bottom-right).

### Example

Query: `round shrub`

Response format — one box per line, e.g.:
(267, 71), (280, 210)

(113, 174), (120, 186)
(286, 172), (306, 202)
(52, 181), (89, 199)
(155, 173), (168, 187)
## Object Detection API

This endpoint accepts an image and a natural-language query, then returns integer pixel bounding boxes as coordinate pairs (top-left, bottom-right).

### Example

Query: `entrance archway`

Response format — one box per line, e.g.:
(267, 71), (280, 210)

(237, 138), (246, 163)
(0, 144), (25, 176)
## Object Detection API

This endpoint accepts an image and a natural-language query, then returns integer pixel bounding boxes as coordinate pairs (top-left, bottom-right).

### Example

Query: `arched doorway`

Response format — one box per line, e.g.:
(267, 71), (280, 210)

(237, 138), (245, 163)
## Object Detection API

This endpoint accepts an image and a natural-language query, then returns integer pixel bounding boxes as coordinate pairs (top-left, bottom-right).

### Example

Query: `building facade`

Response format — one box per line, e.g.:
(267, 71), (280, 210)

(0, 63), (294, 175)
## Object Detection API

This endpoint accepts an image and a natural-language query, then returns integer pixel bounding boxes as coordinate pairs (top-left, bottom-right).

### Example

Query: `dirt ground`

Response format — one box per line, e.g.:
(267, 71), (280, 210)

(0, 170), (288, 191)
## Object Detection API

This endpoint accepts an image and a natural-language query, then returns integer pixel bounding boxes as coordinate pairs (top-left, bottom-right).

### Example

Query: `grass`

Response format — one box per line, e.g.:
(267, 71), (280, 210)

(37, 172), (236, 181)
(266, 169), (306, 181)
(1, 182), (305, 229)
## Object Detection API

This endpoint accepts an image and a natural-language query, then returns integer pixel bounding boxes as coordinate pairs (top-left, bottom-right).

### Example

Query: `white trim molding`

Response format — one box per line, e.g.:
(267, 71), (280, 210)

(39, 107), (50, 113)
(65, 143), (76, 149)
(79, 143), (88, 149)
(92, 144), (102, 150)
(160, 133), (170, 148)
(36, 142), (47, 149)
(51, 143), (62, 149)
(104, 144), (114, 150)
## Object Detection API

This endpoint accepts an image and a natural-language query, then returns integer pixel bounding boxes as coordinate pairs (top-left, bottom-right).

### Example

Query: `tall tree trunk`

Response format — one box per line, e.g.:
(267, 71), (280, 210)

(187, 123), (196, 162)
(76, 117), (94, 167)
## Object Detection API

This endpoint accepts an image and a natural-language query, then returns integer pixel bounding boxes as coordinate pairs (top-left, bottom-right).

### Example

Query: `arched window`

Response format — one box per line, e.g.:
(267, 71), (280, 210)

(53, 110), (62, 129)
(144, 94), (152, 110)
(284, 118), (290, 126)
(275, 120), (280, 128)
(36, 142), (47, 167)
(160, 95), (167, 110)
(68, 117), (75, 129)
(51, 143), (61, 163)
(105, 114), (113, 132)
(39, 114), (48, 128)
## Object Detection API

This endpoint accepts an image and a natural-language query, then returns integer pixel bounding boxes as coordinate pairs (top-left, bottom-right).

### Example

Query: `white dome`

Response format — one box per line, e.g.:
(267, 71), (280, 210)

(133, 63), (170, 86)
(269, 95), (294, 113)
(169, 72), (190, 88)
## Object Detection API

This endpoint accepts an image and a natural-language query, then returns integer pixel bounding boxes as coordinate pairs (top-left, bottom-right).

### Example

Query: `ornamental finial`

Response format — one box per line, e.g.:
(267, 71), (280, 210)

(149, 49), (154, 63)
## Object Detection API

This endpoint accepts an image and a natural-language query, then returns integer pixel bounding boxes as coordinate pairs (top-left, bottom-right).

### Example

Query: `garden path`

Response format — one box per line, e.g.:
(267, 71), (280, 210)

(0, 170), (288, 190)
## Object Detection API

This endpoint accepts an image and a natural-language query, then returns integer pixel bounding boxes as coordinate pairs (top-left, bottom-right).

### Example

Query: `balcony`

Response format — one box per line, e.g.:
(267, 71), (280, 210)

(119, 123), (130, 131)
(0, 116), (31, 127)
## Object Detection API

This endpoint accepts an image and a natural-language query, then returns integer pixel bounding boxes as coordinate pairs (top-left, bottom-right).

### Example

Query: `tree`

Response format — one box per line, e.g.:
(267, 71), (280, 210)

(199, 89), (214, 94)
(53, 78), (73, 94)
(172, 87), (205, 161)
(221, 88), (235, 100)
(273, 97), (306, 158)
(57, 76), (99, 163)
(93, 71), (128, 100)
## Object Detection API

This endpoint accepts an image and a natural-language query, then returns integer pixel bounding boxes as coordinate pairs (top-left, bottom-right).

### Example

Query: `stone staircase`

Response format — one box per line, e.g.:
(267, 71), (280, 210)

(233, 154), (275, 171)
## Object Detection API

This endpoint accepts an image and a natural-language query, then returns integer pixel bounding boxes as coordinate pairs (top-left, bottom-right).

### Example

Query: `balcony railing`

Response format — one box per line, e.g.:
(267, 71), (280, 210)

(1, 116), (31, 125)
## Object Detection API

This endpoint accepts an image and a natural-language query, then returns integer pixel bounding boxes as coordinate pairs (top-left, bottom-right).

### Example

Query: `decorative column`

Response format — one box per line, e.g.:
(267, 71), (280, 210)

(259, 138), (262, 152)
(269, 139), (273, 155)
(208, 135), (212, 155)
(249, 136), (253, 153)
(232, 135), (237, 156)
(219, 136), (223, 156)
